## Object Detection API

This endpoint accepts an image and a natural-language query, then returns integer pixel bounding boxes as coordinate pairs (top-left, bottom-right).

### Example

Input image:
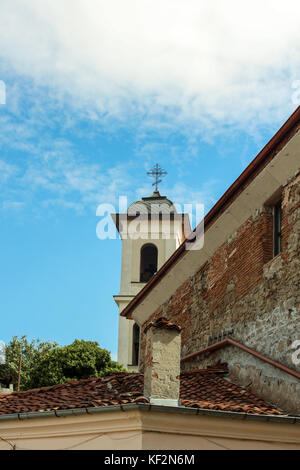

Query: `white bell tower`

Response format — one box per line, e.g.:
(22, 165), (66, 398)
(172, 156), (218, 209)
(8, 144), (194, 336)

(112, 166), (190, 371)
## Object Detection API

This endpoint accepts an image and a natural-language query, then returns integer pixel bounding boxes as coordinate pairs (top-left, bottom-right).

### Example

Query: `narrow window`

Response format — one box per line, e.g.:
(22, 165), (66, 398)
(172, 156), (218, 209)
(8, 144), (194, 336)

(140, 244), (158, 282)
(273, 200), (282, 257)
(132, 323), (140, 366)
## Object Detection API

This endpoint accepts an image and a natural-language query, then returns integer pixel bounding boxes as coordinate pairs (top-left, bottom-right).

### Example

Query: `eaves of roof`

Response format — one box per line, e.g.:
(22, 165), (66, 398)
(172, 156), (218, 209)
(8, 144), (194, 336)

(0, 403), (299, 424)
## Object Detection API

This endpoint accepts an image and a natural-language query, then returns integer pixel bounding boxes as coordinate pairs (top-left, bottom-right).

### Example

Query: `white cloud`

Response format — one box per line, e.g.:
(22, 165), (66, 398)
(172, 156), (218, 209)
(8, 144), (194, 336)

(0, 138), (140, 213)
(41, 198), (84, 215)
(0, 0), (299, 133)
(1, 1), (300, 214)
(2, 200), (25, 210)
(0, 159), (18, 183)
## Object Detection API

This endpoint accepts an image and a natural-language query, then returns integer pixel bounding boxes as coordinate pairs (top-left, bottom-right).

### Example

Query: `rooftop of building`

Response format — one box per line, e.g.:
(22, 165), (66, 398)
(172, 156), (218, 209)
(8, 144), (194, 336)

(0, 366), (285, 417)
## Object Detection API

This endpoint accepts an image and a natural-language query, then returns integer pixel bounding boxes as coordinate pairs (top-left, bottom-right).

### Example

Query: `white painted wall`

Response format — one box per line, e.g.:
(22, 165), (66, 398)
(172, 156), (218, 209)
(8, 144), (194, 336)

(114, 212), (187, 369)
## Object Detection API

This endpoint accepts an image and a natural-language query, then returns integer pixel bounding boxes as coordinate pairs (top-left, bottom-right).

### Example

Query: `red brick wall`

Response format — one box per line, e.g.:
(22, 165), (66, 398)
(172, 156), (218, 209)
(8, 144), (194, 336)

(139, 170), (300, 377)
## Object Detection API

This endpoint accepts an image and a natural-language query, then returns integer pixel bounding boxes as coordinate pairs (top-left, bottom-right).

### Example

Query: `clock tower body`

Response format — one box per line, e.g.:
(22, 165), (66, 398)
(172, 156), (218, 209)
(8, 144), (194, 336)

(113, 191), (190, 371)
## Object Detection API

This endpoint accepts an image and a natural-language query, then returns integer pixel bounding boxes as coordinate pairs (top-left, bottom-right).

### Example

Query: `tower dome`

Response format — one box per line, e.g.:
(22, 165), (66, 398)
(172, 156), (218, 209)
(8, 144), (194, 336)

(127, 190), (177, 216)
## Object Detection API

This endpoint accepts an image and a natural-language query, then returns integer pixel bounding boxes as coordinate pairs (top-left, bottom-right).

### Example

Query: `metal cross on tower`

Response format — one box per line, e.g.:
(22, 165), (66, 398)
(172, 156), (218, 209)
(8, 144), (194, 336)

(147, 163), (167, 192)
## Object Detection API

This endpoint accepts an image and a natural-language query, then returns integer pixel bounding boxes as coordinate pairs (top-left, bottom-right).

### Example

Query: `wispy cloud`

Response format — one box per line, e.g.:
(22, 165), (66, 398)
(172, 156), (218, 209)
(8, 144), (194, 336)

(7, 151), (137, 212)
(2, 200), (25, 211)
(1, 1), (299, 215)
(0, 159), (18, 183)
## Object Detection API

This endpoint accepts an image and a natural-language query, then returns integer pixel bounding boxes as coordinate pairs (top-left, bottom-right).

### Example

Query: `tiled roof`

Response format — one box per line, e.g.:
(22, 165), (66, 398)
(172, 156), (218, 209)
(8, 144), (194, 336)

(179, 370), (282, 414)
(0, 370), (283, 416)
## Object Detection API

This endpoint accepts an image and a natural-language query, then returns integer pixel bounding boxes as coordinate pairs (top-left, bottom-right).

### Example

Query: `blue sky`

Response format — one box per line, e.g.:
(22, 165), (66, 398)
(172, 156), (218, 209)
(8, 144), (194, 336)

(0, 0), (300, 360)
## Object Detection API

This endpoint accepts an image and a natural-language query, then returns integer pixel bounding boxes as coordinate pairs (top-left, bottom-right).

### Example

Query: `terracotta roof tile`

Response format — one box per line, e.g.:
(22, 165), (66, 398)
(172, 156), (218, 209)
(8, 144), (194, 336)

(0, 370), (284, 416)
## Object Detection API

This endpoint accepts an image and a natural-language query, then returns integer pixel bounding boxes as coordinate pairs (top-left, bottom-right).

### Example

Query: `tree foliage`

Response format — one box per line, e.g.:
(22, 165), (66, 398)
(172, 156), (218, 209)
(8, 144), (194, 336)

(0, 337), (125, 391)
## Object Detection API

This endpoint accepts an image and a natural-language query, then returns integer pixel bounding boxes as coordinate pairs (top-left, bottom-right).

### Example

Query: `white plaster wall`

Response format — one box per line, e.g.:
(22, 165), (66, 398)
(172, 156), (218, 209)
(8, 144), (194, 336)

(115, 215), (185, 368)
(1, 409), (299, 450)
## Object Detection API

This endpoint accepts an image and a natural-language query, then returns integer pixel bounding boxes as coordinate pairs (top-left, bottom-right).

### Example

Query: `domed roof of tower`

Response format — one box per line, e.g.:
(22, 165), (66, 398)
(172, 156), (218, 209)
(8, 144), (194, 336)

(127, 190), (177, 215)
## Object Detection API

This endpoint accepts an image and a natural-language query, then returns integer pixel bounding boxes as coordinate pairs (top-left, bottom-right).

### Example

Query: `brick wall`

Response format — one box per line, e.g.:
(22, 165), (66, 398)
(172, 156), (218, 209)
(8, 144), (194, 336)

(138, 170), (300, 413)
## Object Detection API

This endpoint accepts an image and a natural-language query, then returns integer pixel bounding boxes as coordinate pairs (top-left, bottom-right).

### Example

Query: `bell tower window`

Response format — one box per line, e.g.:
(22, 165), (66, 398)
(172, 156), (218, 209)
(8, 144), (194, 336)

(140, 244), (158, 283)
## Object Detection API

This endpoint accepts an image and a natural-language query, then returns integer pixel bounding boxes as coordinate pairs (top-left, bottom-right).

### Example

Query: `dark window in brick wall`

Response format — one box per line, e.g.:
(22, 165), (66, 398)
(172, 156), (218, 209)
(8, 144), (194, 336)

(132, 323), (140, 366)
(273, 201), (282, 257)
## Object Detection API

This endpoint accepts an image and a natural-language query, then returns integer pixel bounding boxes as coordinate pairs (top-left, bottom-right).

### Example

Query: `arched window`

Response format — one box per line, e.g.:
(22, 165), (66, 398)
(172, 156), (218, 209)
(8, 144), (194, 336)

(140, 244), (158, 283)
(132, 323), (140, 366)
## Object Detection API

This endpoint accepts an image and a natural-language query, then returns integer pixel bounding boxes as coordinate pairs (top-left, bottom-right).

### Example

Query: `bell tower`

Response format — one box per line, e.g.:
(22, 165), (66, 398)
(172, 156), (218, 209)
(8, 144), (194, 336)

(112, 165), (191, 371)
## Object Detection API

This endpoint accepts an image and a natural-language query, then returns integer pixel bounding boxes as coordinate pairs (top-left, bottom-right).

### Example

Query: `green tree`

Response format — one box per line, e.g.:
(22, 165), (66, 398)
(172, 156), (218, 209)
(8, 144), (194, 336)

(0, 337), (125, 391)
(0, 336), (57, 391)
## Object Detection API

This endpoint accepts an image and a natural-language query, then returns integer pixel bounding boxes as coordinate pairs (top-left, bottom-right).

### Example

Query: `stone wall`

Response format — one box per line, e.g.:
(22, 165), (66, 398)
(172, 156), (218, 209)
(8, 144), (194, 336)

(139, 170), (300, 413)
(182, 347), (300, 415)
(0, 384), (13, 394)
(144, 326), (181, 403)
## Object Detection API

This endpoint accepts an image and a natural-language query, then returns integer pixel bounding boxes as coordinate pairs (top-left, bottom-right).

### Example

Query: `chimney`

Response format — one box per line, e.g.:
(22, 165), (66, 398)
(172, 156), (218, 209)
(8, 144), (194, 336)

(143, 317), (181, 406)
(0, 375), (14, 394)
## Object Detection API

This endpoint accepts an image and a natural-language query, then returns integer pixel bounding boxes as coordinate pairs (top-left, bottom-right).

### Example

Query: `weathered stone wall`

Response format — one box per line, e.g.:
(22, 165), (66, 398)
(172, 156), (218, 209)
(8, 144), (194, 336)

(139, 170), (300, 413)
(144, 327), (181, 402)
(182, 347), (300, 415)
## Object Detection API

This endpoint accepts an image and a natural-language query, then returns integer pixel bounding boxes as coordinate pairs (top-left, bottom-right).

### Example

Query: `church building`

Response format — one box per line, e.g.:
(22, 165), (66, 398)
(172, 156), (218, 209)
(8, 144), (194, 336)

(121, 106), (300, 415)
(0, 107), (299, 450)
